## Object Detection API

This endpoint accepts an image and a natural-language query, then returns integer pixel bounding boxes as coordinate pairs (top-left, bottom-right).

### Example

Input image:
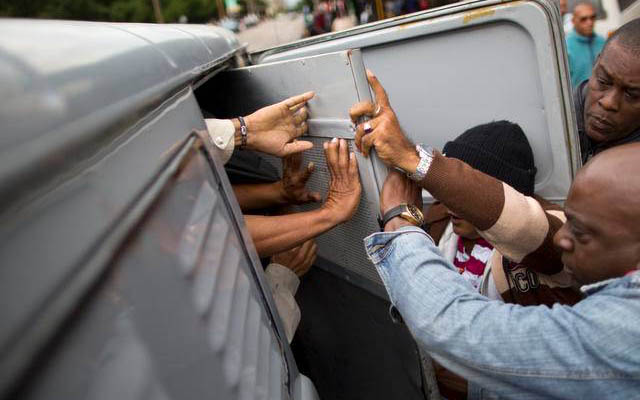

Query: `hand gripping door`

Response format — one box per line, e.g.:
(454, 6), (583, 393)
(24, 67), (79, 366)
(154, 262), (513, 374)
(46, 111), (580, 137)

(206, 49), (390, 295)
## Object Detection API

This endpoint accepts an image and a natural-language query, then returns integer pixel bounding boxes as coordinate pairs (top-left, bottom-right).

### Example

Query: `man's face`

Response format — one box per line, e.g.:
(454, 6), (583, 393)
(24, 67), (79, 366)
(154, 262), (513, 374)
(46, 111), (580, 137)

(553, 175), (640, 285)
(572, 4), (596, 37)
(584, 42), (640, 143)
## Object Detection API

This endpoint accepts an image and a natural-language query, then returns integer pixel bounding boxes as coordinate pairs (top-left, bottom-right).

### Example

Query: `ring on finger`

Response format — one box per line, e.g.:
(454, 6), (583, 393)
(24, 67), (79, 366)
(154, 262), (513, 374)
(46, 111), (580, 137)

(374, 104), (381, 116)
(363, 121), (373, 134)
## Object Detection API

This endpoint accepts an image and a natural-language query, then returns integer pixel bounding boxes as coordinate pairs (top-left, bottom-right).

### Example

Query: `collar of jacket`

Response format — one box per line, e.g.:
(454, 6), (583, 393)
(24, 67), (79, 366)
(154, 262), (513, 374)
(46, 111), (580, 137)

(581, 270), (640, 295)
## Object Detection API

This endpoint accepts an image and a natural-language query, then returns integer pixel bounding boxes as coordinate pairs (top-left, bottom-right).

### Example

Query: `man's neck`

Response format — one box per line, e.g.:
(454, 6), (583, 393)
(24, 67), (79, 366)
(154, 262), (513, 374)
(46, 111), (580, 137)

(574, 29), (594, 39)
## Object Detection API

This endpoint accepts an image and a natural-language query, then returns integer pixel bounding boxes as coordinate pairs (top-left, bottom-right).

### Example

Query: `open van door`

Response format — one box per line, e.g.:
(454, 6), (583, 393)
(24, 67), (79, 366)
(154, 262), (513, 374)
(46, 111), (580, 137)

(197, 1), (580, 398)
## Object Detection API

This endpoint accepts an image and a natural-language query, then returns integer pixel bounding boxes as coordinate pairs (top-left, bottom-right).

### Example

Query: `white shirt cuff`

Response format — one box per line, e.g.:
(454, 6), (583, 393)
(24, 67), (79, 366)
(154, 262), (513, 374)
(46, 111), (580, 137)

(265, 263), (301, 343)
(205, 118), (235, 164)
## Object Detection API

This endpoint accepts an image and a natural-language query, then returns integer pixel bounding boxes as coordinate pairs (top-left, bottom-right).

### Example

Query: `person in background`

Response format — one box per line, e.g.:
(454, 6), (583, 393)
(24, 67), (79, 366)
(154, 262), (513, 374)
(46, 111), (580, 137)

(566, 2), (605, 87)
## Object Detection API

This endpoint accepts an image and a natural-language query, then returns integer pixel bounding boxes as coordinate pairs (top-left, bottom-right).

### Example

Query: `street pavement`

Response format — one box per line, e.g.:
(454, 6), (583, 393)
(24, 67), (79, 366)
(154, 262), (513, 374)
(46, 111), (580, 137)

(236, 13), (306, 53)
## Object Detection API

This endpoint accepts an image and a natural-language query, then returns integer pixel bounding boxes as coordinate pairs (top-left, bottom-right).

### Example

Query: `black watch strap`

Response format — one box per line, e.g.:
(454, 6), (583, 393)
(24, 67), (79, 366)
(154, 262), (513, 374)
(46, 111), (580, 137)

(379, 205), (409, 230)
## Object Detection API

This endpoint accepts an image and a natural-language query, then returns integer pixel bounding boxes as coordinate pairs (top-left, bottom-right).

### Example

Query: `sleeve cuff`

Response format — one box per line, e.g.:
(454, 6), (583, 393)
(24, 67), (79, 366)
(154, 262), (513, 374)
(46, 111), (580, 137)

(265, 263), (300, 295)
(205, 118), (235, 164)
(265, 263), (301, 343)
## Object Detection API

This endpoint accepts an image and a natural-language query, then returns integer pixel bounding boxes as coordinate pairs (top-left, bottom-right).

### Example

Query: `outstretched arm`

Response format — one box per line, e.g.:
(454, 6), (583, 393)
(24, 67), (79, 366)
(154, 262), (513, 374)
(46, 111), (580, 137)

(350, 70), (564, 273)
(367, 171), (638, 399)
(206, 91), (315, 164)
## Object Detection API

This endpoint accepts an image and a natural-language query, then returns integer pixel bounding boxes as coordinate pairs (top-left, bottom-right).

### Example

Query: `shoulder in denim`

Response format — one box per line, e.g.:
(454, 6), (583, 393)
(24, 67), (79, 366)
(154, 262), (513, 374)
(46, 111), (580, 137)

(581, 270), (640, 296)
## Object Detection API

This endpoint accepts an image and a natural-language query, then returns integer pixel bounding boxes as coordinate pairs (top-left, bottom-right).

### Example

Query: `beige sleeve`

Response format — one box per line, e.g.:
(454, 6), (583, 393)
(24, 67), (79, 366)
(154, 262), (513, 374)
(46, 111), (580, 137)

(423, 153), (565, 275)
(204, 118), (235, 164)
(265, 263), (301, 343)
(480, 183), (549, 263)
(481, 184), (567, 275)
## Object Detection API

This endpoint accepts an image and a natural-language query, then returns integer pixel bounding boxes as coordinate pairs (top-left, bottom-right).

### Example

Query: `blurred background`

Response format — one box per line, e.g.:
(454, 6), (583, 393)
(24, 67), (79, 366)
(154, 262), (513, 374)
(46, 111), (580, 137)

(0, 0), (472, 52)
(0, 0), (629, 52)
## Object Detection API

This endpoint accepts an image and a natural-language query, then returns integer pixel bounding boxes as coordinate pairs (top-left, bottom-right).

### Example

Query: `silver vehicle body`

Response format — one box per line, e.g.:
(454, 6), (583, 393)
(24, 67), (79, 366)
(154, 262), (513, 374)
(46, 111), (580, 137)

(0, 1), (577, 398)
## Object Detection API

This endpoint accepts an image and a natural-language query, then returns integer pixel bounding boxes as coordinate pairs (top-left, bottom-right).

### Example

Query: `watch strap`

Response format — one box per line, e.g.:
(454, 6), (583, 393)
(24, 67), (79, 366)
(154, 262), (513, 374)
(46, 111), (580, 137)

(237, 116), (248, 149)
(379, 204), (423, 230)
(379, 205), (406, 229)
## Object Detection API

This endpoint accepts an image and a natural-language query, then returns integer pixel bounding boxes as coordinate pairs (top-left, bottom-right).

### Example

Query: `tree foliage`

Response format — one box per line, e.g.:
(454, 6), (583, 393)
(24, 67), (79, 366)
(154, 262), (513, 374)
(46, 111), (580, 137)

(0, 0), (219, 23)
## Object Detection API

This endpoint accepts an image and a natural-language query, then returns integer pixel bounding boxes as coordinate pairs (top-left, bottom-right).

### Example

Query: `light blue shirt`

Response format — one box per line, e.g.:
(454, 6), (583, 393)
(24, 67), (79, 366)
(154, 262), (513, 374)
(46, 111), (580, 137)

(566, 29), (606, 88)
(364, 226), (640, 399)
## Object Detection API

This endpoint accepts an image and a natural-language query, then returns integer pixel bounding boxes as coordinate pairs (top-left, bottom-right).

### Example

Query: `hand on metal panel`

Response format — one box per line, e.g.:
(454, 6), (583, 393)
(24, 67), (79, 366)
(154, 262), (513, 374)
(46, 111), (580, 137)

(349, 70), (419, 174)
(281, 153), (322, 204)
(321, 138), (361, 224)
(243, 91), (315, 157)
(271, 239), (318, 277)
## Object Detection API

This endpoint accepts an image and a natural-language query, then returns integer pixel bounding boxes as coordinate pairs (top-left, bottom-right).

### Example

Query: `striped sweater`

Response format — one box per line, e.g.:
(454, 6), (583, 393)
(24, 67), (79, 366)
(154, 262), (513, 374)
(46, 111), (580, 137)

(423, 152), (582, 307)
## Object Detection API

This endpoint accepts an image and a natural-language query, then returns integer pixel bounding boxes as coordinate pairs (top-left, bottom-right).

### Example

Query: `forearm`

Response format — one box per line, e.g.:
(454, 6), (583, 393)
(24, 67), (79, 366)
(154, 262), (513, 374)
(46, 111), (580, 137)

(421, 153), (563, 272)
(233, 182), (286, 211)
(419, 152), (505, 230)
(364, 228), (629, 398)
(246, 208), (337, 257)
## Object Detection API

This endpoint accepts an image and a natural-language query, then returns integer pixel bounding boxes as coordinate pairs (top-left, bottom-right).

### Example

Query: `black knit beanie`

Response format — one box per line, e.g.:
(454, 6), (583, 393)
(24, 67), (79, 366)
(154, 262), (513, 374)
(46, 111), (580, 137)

(442, 121), (537, 195)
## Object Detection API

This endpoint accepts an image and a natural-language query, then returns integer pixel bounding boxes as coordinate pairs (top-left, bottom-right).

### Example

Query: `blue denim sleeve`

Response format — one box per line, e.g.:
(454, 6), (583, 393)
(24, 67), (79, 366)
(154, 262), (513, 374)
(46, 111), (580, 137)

(364, 227), (640, 399)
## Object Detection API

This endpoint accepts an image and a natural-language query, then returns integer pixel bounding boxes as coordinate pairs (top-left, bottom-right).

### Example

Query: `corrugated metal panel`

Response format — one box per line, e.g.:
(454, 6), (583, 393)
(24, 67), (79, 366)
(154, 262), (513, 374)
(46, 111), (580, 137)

(13, 146), (288, 400)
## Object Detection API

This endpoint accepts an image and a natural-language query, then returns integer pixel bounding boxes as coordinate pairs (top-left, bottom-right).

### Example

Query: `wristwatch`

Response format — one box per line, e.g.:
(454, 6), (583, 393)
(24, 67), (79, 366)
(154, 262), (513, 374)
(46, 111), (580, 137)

(407, 144), (434, 182)
(379, 203), (425, 230)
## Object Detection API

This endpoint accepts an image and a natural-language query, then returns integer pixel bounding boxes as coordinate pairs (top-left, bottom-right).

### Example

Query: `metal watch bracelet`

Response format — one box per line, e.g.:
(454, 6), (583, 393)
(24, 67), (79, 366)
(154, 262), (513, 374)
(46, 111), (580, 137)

(407, 144), (434, 182)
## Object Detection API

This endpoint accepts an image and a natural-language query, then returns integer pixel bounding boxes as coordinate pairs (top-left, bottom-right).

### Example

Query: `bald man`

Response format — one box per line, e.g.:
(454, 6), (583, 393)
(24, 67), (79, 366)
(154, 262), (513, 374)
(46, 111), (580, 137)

(364, 143), (640, 398)
(566, 2), (605, 87)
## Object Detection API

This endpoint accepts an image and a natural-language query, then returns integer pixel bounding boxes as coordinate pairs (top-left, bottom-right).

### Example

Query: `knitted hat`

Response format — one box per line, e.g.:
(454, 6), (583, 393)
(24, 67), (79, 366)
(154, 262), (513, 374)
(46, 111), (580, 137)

(443, 121), (537, 195)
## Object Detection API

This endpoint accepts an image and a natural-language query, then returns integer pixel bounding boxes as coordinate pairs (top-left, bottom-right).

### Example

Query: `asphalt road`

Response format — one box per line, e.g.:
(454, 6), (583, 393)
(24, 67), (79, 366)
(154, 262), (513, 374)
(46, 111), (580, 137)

(236, 14), (306, 53)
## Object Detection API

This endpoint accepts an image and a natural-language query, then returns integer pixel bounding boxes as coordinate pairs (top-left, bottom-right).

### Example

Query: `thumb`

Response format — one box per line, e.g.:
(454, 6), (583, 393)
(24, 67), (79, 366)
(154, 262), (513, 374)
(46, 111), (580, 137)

(282, 140), (313, 156)
(366, 69), (390, 107)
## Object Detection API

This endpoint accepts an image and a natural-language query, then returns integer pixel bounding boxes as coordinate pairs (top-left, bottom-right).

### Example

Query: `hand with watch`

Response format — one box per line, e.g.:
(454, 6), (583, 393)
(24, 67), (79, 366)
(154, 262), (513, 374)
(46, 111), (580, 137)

(379, 170), (424, 232)
(233, 91), (316, 158)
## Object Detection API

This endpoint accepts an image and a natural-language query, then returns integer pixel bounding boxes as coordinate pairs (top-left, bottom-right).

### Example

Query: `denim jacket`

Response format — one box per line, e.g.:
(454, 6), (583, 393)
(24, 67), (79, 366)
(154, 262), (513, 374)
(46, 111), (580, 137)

(364, 227), (640, 400)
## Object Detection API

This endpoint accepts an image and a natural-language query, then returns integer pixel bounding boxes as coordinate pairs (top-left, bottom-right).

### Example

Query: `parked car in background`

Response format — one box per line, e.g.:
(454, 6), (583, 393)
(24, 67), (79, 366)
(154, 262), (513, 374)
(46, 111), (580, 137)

(220, 16), (240, 32)
(0, 1), (580, 398)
